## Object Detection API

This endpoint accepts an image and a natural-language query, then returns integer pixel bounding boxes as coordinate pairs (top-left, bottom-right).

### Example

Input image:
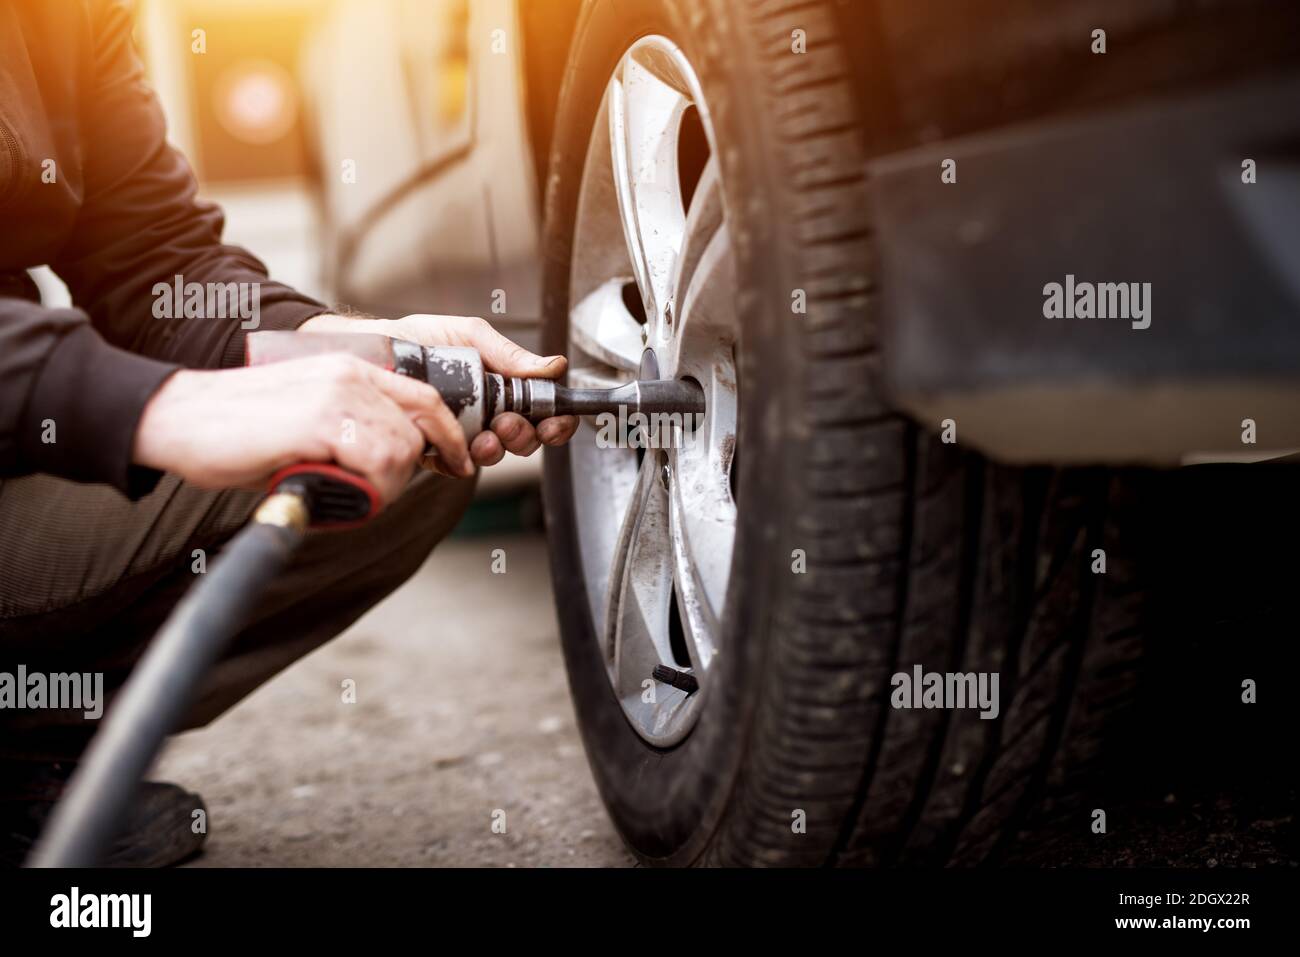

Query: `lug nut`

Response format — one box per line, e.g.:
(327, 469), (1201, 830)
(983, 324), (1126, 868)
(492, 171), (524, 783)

(652, 664), (698, 694)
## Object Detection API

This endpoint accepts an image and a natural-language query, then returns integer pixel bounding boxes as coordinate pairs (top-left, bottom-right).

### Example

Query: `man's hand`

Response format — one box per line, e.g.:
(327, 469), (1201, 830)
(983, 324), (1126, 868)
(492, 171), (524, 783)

(133, 354), (475, 507)
(300, 313), (580, 472)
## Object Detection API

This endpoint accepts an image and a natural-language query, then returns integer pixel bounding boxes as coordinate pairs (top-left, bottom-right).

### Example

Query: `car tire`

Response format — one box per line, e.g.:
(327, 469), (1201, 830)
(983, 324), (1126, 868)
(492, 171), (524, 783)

(542, 0), (1149, 866)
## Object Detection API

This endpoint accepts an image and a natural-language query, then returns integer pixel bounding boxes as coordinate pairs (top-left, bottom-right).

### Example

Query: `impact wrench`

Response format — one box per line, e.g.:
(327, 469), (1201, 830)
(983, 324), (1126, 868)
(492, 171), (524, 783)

(28, 331), (703, 867)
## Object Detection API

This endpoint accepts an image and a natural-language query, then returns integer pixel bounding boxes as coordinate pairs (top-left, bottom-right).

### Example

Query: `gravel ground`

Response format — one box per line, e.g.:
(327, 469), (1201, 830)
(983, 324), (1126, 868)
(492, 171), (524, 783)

(157, 530), (633, 867)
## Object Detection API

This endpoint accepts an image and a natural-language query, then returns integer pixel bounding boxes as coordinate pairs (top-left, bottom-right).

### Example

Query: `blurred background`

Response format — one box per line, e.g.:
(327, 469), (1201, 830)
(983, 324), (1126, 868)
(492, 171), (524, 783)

(134, 0), (548, 333)
(136, 0), (326, 299)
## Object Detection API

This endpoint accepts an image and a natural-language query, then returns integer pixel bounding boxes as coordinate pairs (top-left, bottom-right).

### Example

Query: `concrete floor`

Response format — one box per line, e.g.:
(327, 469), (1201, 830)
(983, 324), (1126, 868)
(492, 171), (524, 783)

(151, 514), (1296, 868)
(157, 529), (634, 868)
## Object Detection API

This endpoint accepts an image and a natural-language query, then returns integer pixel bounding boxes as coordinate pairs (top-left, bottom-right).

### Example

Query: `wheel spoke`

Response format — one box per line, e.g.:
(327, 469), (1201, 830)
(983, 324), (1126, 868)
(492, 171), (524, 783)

(671, 155), (724, 320)
(569, 421), (638, 638)
(667, 380), (736, 673)
(608, 48), (690, 331)
(604, 456), (682, 702)
(569, 279), (644, 371)
(663, 174), (736, 672)
(669, 215), (736, 375)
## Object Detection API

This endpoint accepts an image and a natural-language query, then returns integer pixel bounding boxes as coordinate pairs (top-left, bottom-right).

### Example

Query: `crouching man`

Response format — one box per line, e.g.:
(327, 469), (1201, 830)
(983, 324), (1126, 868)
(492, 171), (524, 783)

(0, 0), (577, 865)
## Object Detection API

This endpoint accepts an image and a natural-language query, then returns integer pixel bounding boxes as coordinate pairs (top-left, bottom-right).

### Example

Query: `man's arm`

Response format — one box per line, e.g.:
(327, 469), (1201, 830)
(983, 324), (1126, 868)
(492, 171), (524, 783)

(1, 1), (573, 503)
(0, 297), (177, 496)
(1, 0), (326, 496)
(51, 0), (328, 371)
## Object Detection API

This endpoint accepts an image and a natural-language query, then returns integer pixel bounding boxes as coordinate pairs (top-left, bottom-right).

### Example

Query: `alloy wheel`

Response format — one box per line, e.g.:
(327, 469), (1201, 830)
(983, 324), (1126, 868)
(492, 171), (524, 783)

(565, 35), (739, 746)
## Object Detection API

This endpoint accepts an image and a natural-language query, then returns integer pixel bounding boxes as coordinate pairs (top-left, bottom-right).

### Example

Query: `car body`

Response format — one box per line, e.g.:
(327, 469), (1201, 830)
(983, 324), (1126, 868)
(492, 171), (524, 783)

(301, 0), (570, 354)
(303, 0), (1300, 465)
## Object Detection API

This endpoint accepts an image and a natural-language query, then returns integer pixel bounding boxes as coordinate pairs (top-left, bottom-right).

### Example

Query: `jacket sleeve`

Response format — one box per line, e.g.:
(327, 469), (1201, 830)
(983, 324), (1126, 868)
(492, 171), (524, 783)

(0, 296), (178, 497)
(51, 0), (328, 371)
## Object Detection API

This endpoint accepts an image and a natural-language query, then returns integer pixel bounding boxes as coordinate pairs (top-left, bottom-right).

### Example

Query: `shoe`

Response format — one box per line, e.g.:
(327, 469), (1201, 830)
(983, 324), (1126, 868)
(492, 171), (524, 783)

(0, 761), (207, 867)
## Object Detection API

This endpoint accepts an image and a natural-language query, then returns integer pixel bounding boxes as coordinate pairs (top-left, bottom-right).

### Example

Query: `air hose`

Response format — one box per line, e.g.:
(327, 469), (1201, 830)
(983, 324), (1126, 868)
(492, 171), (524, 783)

(27, 493), (309, 868)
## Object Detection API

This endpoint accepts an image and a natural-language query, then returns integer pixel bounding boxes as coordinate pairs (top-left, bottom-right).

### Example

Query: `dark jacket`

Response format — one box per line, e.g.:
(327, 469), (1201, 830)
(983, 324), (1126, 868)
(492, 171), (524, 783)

(0, 0), (325, 497)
